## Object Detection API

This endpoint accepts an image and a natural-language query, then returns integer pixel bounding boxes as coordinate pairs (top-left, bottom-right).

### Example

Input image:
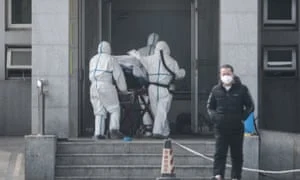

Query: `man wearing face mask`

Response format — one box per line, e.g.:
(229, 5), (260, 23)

(207, 64), (254, 180)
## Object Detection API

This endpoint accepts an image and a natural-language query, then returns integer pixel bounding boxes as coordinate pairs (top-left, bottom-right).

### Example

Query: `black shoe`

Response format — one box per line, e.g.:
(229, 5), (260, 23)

(97, 135), (106, 139)
(93, 135), (106, 140)
(152, 134), (168, 139)
(110, 130), (124, 139)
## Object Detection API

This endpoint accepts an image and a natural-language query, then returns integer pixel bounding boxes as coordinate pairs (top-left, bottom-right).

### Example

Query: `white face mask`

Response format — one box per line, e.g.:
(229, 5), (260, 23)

(221, 75), (233, 85)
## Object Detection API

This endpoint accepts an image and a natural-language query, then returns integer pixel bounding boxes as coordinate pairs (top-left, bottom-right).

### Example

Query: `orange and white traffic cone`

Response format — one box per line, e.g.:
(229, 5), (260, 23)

(156, 139), (180, 180)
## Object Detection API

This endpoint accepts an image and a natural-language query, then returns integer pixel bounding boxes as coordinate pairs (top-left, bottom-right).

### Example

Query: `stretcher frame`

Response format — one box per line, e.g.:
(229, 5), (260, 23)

(118, 87), (154, 137)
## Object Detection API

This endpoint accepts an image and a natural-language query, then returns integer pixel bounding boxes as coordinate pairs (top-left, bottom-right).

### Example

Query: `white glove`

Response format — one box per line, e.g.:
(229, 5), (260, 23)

(169, 84), (176, 91)
(176, 69), (186, 80)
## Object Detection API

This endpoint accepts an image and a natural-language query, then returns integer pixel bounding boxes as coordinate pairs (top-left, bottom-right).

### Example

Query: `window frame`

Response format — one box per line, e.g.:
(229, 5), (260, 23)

(263, 47), (297, 71)
(6, 48), (32, 70)
(263, 0), (297, 25)
(7, 0), (32, 29)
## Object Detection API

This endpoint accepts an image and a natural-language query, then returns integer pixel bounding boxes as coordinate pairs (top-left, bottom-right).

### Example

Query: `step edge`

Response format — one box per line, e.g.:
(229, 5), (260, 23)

(55, 165), (216, 168)
(55, 176), (229, 179)
(56, 153), (210, 157)
(57, 141), (215, 145)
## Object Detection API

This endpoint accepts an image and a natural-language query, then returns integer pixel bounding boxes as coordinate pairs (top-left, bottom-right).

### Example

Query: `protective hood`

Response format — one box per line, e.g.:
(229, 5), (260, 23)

(155, 41), (171, 55)
(98, 41), (111, 54)
(147, 33), (160, 46)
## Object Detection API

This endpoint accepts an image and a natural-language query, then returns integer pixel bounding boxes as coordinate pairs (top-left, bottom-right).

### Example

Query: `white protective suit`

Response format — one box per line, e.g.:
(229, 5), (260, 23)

(89, 41), (127, 136)
(131, 41), (185, 136)
(138, 33), (159, 56)
(137, 33), (160, 129)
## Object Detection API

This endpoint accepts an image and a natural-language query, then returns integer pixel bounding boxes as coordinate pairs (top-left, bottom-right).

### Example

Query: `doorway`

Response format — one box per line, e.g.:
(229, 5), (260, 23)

(79, 0), (214, 137)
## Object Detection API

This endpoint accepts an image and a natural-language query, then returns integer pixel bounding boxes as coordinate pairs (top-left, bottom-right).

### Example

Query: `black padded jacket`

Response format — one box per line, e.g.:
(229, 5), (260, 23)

(207, 76), (254, 134)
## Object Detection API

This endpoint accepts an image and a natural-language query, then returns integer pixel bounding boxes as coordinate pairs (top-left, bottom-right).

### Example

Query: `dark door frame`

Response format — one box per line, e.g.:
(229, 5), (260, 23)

(78, 0), (201, 136)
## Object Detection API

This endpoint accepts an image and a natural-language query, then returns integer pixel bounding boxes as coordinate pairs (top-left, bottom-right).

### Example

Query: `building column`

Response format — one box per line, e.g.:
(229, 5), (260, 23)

(0, 0), (4, 80)
(219, 1), (259, 179)
(69, 0), (79, 137)
(31, 0), (70, 138)
(219, 0), (258, 110)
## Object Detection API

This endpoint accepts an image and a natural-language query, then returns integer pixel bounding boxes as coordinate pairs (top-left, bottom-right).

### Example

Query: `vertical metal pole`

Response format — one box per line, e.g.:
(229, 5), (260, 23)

(79, 0), (85, 136)
(108, 1), (112, 43)
(42, 85), (45, 135)
(194, 0), (199, 133)
(99, 0), (103, 41)
(37, 80), (46, 135)
(38, 85), (41, 135)
(191, 0), (199, 133)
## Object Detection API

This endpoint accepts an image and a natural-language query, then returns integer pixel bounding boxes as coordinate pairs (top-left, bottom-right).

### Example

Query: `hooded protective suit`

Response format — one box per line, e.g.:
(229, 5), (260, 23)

(136, 33), (160, 131)
(134, 41), (185, 136)
(89, 41), (127, 137)
(138, 33), (159, 56)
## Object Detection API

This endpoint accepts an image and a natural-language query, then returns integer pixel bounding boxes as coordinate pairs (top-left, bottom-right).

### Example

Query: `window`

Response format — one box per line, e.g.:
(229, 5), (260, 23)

(264, 0), (297, 25)
(6, 48), (32, 79)
(263, 47), (297, 77)
(8, 0), (32, 28)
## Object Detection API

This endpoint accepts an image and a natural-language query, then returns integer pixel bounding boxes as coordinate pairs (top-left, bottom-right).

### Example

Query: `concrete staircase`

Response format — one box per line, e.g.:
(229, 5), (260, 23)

(55, 139), (230, 180)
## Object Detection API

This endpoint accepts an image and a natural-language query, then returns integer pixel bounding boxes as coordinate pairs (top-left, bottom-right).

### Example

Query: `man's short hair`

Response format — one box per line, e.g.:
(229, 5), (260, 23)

(220, 64), (234, 73)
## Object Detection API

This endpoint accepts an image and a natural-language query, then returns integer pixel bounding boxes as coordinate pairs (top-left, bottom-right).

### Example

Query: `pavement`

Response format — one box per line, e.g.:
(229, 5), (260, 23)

(0, 137), (24, 180)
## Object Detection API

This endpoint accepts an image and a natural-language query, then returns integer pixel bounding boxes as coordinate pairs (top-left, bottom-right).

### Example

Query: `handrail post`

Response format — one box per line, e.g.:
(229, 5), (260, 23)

(37, 79), (48, 135)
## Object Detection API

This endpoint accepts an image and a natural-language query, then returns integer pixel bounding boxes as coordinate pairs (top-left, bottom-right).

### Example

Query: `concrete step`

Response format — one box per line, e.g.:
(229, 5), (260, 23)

(56, 153), (215, 166)
(56, 140), (215, 155)
(55, 165), (231, 177)
(55, 177), (231, 180)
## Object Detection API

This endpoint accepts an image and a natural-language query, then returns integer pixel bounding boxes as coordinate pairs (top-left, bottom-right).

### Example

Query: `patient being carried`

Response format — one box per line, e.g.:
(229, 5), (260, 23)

(113, 55), (152, 137)
(114, 55), (148, 89)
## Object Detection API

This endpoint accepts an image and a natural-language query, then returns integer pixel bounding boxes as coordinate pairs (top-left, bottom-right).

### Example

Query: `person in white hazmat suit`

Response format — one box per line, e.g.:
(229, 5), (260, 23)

(129, 41), (186, 138)
(138, 33), (159, 56)
(89, 41), (127, 140)
(137, 33), (160, 137)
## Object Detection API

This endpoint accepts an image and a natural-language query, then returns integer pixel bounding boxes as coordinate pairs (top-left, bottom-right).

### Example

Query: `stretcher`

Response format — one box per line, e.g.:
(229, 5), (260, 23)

(114, 55), (154, 137)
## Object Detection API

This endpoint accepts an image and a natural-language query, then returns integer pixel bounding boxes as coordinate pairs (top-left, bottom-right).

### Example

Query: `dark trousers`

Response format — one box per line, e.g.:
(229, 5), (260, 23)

(213, 130), (244, 179)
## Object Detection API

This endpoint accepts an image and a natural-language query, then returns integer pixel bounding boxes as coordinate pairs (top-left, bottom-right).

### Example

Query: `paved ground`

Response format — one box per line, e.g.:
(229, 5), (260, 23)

(0, 137), (24, 180)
